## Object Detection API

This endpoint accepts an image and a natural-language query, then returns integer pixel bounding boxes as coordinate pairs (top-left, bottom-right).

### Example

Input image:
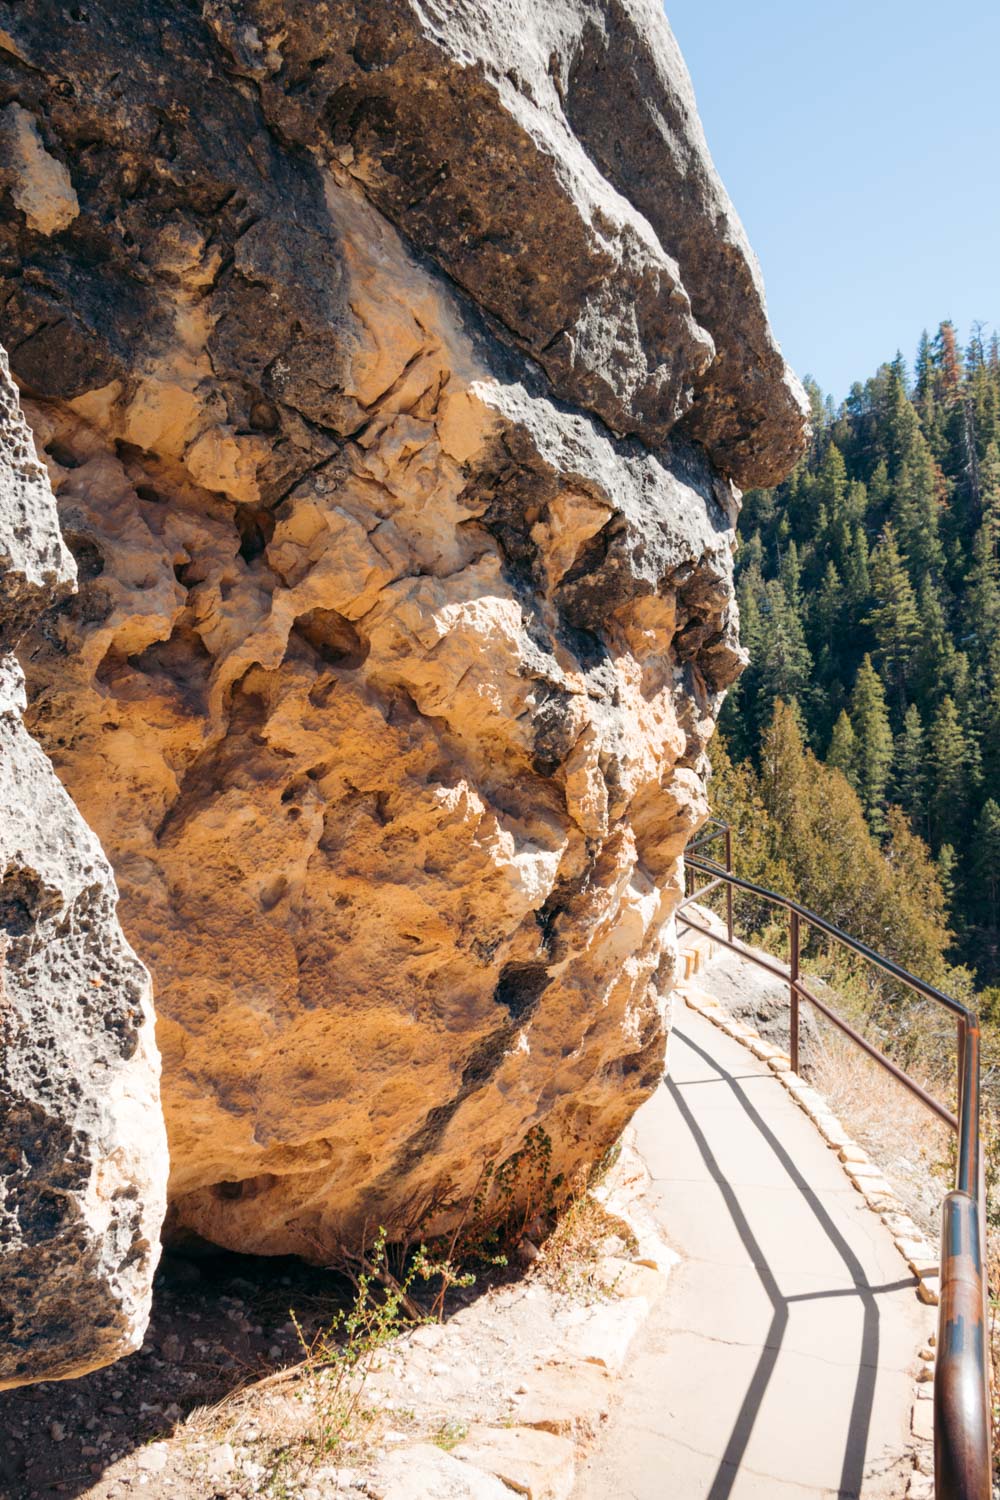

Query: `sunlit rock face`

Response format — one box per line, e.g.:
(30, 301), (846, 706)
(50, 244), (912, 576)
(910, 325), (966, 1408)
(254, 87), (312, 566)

(0, 346), (166, 1387)
(0, 0), (806, 1258)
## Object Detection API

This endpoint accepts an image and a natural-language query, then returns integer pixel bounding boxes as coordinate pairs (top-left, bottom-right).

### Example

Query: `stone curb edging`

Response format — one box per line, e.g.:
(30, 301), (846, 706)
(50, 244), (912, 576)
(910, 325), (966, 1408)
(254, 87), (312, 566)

(678, 980), (938, 1499)
(368, 1136), (679, 1500)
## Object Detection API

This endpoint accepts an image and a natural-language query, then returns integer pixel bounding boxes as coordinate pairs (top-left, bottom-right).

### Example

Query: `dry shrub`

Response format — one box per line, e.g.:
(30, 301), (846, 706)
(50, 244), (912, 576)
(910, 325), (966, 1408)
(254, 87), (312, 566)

(804, 989), (1000, 1474)
(537, 1192), (638, 1300)
(808, 1007), (952, 1239)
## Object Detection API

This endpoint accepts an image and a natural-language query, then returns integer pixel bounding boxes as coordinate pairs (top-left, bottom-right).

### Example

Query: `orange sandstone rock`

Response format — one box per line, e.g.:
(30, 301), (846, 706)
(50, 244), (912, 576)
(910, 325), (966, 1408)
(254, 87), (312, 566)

(0, 0), (806, 1262)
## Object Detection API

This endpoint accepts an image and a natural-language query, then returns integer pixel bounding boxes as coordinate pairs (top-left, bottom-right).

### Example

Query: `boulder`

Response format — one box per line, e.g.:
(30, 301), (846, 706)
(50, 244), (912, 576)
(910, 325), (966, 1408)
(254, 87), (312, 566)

(0, 0), (807, 1260)
(0, 346), (167, 1388)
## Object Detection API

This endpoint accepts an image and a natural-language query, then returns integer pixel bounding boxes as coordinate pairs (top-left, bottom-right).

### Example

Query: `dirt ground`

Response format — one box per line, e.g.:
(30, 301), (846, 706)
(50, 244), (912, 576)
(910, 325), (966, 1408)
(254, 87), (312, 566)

(0, 1142), (669, 1500)
(0, 1247), (402, 1500)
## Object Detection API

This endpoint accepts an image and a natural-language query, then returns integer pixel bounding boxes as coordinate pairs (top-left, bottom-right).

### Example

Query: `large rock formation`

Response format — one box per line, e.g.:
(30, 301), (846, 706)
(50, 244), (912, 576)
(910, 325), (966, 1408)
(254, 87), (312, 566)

(0, 0), (807, 1260)
(0, 347), (166, 1387)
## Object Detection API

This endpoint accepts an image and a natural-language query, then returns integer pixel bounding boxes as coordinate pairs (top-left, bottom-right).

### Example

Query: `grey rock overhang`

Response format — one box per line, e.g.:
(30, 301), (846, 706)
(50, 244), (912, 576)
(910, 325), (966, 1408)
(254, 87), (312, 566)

(238, 0), (810, 487)
(479, 380), (746, 696)
(0, 0), (807, 492)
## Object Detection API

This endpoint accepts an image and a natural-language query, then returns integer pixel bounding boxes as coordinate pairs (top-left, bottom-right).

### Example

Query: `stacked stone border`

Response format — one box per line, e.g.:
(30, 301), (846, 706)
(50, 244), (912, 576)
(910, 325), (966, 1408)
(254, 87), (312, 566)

(355, 1135), (679, 1500)
(679, 968), (937, 1497)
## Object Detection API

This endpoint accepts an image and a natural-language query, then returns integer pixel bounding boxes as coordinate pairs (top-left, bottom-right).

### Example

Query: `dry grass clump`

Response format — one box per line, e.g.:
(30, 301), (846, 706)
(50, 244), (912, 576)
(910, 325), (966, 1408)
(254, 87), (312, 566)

(807, 1009), (952, 1239)
(536, 1192), (638, 1300)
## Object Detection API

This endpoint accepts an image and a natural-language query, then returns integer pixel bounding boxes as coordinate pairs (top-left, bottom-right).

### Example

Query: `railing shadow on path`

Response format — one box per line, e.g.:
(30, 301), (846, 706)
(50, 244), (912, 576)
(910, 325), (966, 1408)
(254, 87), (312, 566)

(678, 819), (991, 1500)
(667, 1021), (906, 1500)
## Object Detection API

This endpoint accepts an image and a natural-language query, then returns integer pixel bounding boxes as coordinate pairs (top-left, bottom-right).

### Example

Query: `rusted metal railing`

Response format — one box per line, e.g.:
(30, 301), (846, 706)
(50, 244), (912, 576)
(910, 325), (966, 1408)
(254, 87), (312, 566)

(678, 819), (991, 1500)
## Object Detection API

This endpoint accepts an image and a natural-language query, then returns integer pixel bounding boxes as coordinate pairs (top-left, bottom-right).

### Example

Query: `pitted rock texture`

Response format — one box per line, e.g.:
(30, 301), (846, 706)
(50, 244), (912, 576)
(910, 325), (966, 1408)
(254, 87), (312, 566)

(0, 344), (74, 650)
(0, 0), (806, 1259)
(0, 346), (166, 1389)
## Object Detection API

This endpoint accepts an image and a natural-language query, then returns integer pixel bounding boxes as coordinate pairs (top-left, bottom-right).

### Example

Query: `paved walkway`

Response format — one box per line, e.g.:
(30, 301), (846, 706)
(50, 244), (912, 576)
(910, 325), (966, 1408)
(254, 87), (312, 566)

(574, 1001), (931, 1499)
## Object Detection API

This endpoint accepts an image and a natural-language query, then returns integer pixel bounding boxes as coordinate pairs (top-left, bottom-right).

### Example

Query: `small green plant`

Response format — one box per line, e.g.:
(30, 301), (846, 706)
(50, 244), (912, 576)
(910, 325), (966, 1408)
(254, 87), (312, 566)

(494, 1124), (556, 1232)
(408, 1240), (477, 1322)
(264, 1450), (296, 1500)
(411, 1125), (559, 1320)
(431, 1417), (469, 1451)
(289, 1226), (427, 1462)
(588, 1139), (622, 1190)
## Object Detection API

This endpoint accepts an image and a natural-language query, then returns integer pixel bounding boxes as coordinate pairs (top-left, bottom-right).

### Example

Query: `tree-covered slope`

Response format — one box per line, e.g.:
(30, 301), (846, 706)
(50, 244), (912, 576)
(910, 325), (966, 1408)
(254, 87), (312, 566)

(721, 323), (1000, 987)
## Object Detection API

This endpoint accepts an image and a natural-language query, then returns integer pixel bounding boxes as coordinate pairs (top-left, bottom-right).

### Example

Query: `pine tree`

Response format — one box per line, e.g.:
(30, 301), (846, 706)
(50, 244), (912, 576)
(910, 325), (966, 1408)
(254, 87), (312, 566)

(883, 808), (954, 968)
(982, 440), (1000, 545)
(935, 320), (965, 398)
(972, 799), (1000, 977)
(759, 698), (811, 837)
(779, 539), (803, 612)
(957, 679), (983, 799)
(967, 524), (1000, 667)
(706, 734), (792, 899)
(928, 696), (967, 847)
(967, 324), (987, 371)
(979, 675), (1000, 803)
(843, 523), (871, 607)
(936, 843), (957, 914)
(912, 575), (955, 709)
(894, 703), (928, 834)
(757, 578), (813, 718)
(892, 430), (945, 580)
(914, 329), (934, 408)
(825, 709), (858, 788)
(865, 526), (920, 709)
(849, 654), (894, 829)
(816, 442), (848, 518)
(813, 561), (843, 644)
(867, 460), (891, 516)
(802, 376), (829, 440)
(880, 370), (923, 477)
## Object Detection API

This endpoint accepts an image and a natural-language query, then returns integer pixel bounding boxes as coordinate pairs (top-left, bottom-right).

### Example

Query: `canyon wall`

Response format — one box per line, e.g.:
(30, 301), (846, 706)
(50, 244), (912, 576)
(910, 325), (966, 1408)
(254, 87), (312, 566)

(0, 0), (807, 1263)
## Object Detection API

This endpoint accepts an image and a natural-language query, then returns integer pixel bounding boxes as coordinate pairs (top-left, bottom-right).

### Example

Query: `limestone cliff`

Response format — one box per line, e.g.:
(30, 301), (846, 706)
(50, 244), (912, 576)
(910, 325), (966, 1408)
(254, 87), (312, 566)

(0, 0), (807, 1260)
(0, 347), (166, 1387)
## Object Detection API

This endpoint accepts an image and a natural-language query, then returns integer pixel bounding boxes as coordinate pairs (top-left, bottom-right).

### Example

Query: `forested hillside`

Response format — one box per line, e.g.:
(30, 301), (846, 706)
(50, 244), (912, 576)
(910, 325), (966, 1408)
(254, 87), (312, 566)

(717, 322), (1000, 991)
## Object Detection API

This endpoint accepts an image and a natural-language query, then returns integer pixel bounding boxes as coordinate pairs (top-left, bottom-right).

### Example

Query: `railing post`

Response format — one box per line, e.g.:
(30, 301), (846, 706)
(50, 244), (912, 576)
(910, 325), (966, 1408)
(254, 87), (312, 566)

(724, 824), (734, 944)
(789, 909), (800, 1075)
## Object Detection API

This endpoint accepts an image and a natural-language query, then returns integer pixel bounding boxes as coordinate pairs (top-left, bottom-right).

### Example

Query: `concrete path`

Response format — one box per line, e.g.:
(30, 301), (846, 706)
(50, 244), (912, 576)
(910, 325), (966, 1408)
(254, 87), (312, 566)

(574, 1000), (932, 1500)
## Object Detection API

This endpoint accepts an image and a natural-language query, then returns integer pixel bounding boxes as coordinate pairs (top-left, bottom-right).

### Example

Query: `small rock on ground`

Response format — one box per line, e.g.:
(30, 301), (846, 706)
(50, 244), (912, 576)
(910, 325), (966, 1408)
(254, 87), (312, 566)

(453, 1424), (576, 1500)
(372, 1442), (513, 1499)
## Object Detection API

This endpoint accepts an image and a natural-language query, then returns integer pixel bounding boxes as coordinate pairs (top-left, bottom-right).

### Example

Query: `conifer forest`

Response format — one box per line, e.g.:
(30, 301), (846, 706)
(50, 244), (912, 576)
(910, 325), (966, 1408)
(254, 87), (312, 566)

(714, 322), (1000, 1014)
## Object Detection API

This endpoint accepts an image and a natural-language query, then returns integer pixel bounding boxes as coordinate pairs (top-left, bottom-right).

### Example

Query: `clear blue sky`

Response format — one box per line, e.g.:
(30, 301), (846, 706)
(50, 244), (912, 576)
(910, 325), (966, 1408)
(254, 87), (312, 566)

(666, 2), (1000, 404)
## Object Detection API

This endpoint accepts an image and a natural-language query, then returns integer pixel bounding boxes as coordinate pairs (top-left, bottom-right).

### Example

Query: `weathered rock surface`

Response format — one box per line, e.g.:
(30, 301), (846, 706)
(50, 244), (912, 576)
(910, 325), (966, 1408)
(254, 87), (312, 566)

(244, 0), (809, 488)
(0, 346), (166, 1388)
(0, 0), (806, 1259)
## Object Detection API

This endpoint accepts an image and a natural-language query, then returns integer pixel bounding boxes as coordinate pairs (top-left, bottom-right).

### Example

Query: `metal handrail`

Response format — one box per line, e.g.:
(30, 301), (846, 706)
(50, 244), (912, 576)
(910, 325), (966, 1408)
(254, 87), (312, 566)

(679, 822), (991, 1499)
